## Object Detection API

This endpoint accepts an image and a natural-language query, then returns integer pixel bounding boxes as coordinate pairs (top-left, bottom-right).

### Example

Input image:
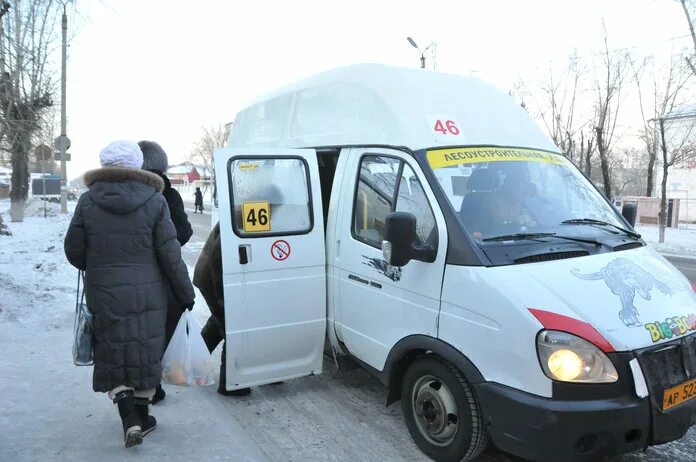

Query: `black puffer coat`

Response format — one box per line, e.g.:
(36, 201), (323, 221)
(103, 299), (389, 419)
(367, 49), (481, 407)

(155, 172), (194, 345)
(158, 173), (192, 247)
(64, 167), (195, 392)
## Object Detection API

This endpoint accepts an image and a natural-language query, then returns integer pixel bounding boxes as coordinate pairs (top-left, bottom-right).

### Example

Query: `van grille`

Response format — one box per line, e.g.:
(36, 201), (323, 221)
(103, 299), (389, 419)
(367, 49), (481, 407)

(636, 334), (696, 444)
(514, 251), (589, 264)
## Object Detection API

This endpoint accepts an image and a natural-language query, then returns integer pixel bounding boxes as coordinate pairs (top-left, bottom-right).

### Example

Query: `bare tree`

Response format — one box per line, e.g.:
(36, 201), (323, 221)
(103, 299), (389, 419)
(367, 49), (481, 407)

(681, 0), (696, 75)
(537, 53), (585, 163)
(592, 25), (630, 200)
(612, 147), (649, 197)
(0, 0), (63, 221)
(631, 51), (692, 197)
(656, 107), (696, 243)
(188, 124), (227, 177)
(578, 128), (595, 177)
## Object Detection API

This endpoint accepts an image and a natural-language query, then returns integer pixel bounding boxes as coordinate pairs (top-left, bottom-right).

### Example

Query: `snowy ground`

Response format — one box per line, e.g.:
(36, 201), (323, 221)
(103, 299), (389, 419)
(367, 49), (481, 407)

(1, 199), (695, 462)
(635, 224), (696, 259)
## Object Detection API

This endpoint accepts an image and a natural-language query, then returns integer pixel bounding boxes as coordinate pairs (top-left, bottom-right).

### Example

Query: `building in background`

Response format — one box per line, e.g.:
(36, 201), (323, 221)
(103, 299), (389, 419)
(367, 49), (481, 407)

(167, 162), (204, 184)
(655, 165), (696, 223)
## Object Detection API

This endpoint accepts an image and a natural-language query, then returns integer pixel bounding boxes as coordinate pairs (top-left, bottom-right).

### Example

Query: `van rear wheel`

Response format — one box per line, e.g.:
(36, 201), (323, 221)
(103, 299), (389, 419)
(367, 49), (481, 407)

(401, 356), (488, 461)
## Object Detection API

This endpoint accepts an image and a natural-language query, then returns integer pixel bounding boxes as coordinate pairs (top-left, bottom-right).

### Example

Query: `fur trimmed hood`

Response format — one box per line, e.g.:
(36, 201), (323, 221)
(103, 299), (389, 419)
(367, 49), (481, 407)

(84, 167), (164, 192)
(84, 168), (165, 215)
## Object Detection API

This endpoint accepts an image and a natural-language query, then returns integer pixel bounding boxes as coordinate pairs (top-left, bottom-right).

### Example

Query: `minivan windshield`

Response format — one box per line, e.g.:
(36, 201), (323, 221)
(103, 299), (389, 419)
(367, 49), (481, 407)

(426, 147), (626, 242)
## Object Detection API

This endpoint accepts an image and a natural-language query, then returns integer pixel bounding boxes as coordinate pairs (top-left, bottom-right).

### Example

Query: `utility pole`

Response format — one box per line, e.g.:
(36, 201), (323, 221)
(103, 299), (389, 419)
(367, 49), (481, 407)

(59, 2), (68, 214)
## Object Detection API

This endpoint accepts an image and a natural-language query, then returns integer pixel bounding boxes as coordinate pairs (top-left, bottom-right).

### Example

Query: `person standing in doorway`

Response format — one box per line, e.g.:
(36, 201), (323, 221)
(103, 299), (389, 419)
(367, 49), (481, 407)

(194, 223), (251, 396)
(194, 187), (204, 213)
(139, 140), (193, 405)
(64, 140), (195, 448)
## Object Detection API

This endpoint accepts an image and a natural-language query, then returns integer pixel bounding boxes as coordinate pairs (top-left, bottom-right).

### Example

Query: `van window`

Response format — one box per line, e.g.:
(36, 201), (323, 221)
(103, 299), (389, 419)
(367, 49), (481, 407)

(396, 164), (437, 247)
(353, 156), (399, 247)
(353, 156), (437, 249)
(229, 158), (312, 237)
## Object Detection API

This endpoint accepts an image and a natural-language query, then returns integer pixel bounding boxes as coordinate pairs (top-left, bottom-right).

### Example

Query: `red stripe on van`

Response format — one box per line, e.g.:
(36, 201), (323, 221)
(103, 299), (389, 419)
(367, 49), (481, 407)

(529, 308), (615, 353)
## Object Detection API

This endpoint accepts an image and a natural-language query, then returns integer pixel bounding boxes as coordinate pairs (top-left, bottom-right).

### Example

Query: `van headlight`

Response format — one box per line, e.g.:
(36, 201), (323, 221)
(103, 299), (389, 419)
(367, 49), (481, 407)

(537, 330), (618, 383)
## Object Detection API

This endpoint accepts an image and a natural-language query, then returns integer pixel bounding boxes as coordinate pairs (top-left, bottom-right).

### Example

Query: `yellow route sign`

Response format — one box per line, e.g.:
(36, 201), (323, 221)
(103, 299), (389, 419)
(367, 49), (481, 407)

(427, 147), (568, 169)
(242, 202), (271, 232)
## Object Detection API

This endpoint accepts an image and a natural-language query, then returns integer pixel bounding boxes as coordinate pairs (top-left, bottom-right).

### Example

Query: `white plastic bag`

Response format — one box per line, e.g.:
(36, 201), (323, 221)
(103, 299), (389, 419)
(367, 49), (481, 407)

(162, 311), (215, 386)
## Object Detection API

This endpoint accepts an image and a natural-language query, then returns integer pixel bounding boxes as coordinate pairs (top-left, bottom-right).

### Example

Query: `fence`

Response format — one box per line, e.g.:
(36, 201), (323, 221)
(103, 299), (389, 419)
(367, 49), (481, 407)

(617, 196), (695, 229)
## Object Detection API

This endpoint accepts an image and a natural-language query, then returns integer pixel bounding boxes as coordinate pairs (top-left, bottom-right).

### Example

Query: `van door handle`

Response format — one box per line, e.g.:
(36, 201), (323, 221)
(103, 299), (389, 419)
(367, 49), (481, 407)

(239, 245), (250, 265)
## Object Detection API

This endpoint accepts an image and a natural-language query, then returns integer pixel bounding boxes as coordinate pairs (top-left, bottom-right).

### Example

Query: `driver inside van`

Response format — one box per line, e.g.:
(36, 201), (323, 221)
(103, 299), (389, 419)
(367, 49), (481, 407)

(487, 166), (537, 235)
(461, 164), (538, 239)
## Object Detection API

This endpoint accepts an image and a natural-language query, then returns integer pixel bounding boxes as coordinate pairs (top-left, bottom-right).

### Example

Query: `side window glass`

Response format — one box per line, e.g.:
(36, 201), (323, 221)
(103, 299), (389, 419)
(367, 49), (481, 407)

(353, 156), (400, 247)
(396, 164), (437, 247)
(229, 158), (312, 237)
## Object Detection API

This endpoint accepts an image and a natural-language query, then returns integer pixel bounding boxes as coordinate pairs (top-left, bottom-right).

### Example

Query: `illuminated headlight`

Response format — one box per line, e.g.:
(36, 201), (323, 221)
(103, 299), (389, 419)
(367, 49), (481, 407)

(537, 330), (618, 383)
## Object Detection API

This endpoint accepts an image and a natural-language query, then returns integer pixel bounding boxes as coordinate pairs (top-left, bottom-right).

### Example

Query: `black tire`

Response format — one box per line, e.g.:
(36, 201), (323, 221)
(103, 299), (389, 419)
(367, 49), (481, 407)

(401, 355), (488, 462)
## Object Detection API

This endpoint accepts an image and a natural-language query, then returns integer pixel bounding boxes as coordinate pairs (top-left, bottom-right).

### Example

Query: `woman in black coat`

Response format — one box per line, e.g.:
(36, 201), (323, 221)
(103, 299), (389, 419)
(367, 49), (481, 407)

(65, 141), (195, 448)
(194, 187), (204, 213)
(138, 140), (193, 404)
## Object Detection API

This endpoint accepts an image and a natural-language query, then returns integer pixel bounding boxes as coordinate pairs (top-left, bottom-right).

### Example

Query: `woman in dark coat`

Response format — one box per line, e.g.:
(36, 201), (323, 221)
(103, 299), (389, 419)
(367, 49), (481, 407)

(65, 141), (195, 448)
(194, 187), (204, 213)
(138, 140), (193, 404)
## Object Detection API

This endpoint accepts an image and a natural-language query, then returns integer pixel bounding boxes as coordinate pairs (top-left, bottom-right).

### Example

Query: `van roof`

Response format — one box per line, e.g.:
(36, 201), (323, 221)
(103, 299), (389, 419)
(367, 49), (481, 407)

(228, 63), (558, 153)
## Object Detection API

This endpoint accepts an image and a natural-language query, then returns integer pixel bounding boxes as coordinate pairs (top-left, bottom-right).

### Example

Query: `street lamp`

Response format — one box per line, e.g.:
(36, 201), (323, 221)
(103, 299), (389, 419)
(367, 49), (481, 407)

(407, 36), (434, 69)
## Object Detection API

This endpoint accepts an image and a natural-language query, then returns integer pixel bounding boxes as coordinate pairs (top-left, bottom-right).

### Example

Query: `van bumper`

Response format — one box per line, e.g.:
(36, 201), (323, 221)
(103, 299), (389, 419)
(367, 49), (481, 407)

(474, 339), (696, 462)
(475, 382), (652, 462)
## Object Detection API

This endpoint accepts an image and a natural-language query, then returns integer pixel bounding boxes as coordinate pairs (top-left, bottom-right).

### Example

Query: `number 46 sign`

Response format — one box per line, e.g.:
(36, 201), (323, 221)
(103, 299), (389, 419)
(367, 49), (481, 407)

(242, 202), (270, 232)
(429, 116), (460, 136)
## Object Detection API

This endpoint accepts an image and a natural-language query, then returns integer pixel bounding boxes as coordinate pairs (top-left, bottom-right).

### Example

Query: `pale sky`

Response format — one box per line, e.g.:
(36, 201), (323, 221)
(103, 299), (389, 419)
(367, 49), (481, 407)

(64, 0), (692, 179)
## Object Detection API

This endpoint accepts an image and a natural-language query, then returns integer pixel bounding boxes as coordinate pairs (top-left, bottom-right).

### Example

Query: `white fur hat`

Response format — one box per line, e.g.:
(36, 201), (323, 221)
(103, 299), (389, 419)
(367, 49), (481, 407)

(99, 140), (143, 169)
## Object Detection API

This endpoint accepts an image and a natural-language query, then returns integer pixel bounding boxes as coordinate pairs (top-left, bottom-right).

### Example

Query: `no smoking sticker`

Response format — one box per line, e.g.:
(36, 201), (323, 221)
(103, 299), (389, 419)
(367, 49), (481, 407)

(271, 240), (291, 261)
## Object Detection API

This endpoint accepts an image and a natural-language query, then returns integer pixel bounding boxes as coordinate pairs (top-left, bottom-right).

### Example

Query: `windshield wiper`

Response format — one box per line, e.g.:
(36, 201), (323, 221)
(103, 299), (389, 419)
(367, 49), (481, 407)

(482, 232), (603, 246)
(561, 218), (641, 239)
(482, 232), (556, 242)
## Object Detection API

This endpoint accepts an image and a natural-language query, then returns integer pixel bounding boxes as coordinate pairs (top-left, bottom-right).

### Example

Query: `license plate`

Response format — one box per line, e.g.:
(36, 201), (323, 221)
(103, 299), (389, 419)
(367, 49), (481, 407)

(663, 378), (696, 411)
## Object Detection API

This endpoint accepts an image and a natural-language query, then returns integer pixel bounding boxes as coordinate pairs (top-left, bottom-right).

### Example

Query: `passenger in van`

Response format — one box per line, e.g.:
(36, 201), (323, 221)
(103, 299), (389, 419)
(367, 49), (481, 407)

(139, 140), (194, 405)
(194, 223), (252, 396)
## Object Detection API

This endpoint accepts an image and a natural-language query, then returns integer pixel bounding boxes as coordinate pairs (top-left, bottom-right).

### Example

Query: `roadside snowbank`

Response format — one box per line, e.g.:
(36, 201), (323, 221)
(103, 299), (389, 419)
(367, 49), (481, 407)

(0, 209), (76, 325)
(636, 225), (696, 258)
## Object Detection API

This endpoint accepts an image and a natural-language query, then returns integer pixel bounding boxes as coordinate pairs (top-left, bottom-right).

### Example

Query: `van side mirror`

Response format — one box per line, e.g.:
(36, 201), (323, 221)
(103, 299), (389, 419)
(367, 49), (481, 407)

(382, 212), (436, 267)
(621, 203), (637, 228)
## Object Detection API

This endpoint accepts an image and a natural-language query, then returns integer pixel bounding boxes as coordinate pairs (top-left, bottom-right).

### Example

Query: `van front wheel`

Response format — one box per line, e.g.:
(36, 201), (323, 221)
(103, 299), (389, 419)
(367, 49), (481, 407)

(401, 356), (488, 461)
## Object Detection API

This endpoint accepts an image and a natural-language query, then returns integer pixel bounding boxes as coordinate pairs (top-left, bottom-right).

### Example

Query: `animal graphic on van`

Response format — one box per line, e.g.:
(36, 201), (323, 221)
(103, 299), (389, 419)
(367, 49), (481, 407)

(571, 257), (672, 327)
(362, 256), (401, 282)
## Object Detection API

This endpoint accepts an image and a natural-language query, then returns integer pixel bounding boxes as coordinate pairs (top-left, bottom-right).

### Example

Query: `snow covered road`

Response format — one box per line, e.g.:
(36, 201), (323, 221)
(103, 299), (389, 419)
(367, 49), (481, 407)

(1, 203), (695, 461)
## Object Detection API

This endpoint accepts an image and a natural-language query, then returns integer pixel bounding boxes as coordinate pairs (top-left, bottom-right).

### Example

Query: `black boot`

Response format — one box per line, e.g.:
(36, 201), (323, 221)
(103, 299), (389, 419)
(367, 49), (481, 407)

(152, 385), (165, 405)
(217, 342), (251, 396)
(135, 398), (157, 437)
(113, 391), (142, 448)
